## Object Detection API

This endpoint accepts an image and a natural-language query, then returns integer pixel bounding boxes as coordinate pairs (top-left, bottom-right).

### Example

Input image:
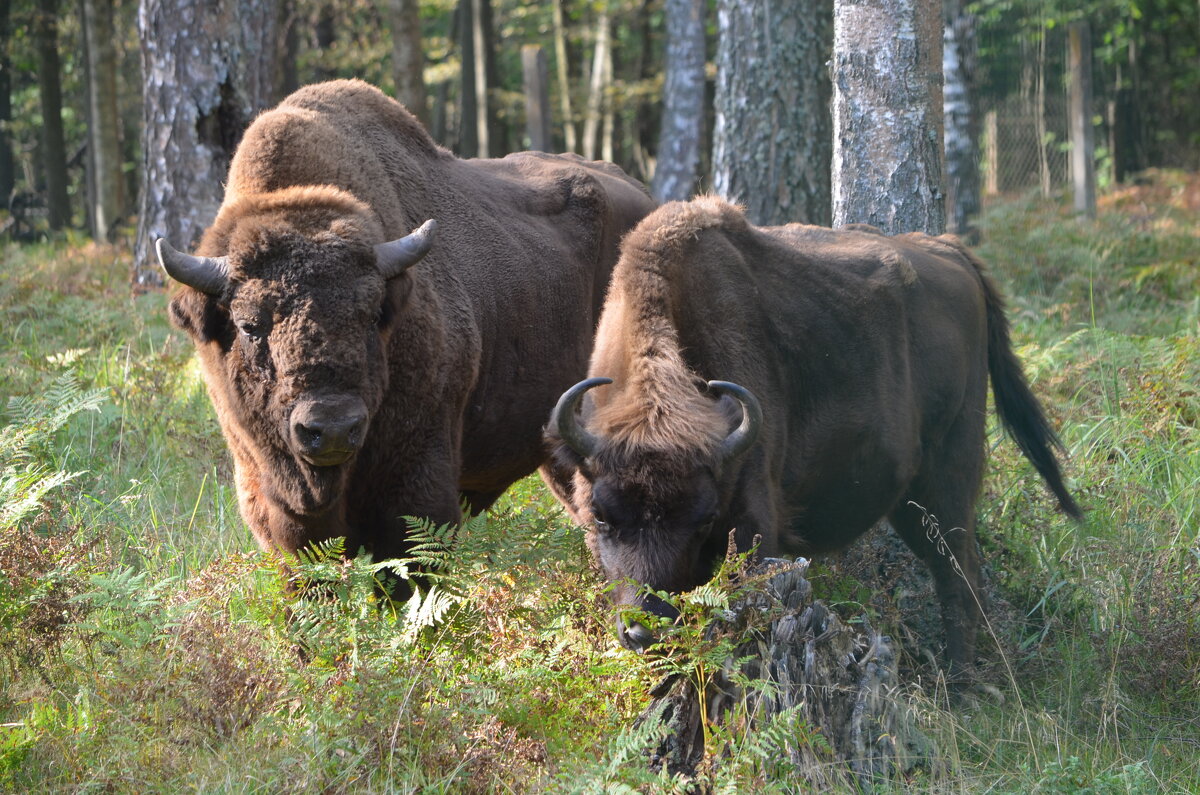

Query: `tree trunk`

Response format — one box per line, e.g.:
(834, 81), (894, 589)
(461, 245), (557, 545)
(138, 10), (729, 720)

(34, 0), (70, 230)
(1068, 21), (1096, 219)
(388, 0), (428, 127)
(134, 0), (277, 285)
(82, 0), (124, 242)
(521, 45), (552, 151)
(651, 0), (704, 203)
(457, 0), (477, 156)
(942, 0), (978, 237)
(551, 0), (576, 153)
(471, 0), (491, 157)
(313, 4), (335, 81)
(0, 0), (15, 203)
(832, 0), (944, 234)
(1034, 28), (1050, 198)
(275, 0), (298, 99)
(581, 3), (610, 161)
(713, 0), (832, 226)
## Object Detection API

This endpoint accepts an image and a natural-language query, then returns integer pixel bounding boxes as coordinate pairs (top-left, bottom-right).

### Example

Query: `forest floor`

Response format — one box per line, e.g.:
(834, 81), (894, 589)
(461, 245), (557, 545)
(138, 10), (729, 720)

(1, 172), (1198, 792)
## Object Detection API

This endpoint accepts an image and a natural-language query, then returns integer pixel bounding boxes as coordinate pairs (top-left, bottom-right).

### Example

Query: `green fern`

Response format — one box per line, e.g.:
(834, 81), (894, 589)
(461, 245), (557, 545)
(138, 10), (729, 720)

(1, 371), (106, 530)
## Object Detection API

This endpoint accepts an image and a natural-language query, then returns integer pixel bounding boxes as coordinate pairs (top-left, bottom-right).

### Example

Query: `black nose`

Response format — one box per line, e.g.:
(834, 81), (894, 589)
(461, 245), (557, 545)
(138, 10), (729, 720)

(289, 395), (368, 466)
(617, 619), (657, 653)
(615, 593), (679, 653)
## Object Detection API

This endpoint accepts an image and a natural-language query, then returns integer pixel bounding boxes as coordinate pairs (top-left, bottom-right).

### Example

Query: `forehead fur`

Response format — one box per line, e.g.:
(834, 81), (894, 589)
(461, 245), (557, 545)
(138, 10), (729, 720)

(203, 185), (382, 261)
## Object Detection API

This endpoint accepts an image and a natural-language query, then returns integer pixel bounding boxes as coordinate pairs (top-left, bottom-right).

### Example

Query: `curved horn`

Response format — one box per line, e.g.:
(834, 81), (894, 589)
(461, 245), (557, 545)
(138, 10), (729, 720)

(550, 377), (612, 458)
(155, 239), (229, 295)
(375, 219), (437, 279)
(707, 380), (763, 461)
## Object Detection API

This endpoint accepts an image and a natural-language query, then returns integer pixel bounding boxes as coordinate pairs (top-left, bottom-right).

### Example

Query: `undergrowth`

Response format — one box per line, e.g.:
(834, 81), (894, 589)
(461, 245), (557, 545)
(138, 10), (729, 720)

(2, 174), (1199, 791)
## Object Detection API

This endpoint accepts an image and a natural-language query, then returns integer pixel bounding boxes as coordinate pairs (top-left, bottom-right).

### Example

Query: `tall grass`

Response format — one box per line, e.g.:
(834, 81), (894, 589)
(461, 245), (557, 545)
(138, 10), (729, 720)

(2, 176), (1198, 791)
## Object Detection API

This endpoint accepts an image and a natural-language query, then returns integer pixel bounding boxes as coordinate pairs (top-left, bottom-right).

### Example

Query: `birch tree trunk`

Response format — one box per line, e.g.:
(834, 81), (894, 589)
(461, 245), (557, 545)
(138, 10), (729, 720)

(651, 0), (704, 203)
(83, 0), (124, 242)
(713, 0), (832, 226)
(388, 0), (428, 127)
(832, 0), (944, 234)
(35, 0), (70, 230)
(581, 3), (610, 161)
(134, 0), (277, 285)
(942, 0), (978, 236)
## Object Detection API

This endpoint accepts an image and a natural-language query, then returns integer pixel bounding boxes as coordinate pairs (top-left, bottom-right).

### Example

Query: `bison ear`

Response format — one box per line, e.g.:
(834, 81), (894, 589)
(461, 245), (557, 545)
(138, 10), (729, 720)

(169, 289), (229, 345)
(375, 219), (437, 279)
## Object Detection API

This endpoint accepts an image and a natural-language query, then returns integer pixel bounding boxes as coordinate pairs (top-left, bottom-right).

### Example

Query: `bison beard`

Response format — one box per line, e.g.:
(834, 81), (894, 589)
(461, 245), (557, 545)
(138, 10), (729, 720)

(544, 196), (1082, 679)
(160, 79), (655, 566)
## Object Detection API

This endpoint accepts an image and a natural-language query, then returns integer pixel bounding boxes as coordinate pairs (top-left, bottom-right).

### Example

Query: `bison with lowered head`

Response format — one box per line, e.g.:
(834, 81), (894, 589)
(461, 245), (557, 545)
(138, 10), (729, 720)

(545, 196), (1081, 676)
(159, 80), (654, 562)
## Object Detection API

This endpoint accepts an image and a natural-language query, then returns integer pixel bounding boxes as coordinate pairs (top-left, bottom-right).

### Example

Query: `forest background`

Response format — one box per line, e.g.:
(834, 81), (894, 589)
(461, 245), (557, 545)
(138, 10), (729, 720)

(1, 0), (1199, 791)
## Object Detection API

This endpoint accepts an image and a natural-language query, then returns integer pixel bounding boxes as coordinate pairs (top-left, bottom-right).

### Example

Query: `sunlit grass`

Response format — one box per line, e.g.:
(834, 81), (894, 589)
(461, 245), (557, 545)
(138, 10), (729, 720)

(2, 175), (1199, 791)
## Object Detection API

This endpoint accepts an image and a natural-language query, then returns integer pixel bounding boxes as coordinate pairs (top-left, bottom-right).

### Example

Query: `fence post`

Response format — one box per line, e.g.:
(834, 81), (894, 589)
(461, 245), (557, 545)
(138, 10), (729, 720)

(983, 109), (998, 196)
(1068, 21), (1096, 219)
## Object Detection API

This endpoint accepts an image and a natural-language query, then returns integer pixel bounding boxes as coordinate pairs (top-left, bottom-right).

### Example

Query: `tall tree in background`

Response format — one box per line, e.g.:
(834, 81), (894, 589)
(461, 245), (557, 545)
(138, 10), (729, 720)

(712, 0), (832, 226)
(551, 0), (576, 153)
(135, 0), (277, 285)
(651, 0), (704, 203)
(83, 0), (124, 241)
(832, 0), (943, 233)
(389, 0), (428, 126)
(0, 0), (13, 203)
(581, 2), (611, 161)
(457, 0), (498, 156)
(34, 0), (70, 229)
(943, 0), (978, 236)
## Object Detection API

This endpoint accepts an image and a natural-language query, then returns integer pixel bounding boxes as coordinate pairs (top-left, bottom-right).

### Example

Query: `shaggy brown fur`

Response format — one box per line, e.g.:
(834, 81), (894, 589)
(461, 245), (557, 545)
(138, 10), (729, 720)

(545, 196), (1081, 675)
(166, 79), (654, 560)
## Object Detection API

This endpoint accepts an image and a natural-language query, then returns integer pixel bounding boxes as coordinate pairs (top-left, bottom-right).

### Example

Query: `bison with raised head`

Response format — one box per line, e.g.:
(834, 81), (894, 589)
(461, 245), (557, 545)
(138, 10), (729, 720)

(545, 196), (1081, 676)
(159, 80), (655, 562)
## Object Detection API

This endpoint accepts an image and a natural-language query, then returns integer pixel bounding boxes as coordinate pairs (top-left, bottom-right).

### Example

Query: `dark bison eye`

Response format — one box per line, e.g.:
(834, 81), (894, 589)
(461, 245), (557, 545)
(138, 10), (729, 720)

(237, 320), (265, 339)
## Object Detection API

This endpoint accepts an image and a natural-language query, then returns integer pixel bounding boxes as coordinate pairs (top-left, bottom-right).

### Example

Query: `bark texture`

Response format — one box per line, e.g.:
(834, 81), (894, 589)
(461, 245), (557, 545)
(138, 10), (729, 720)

(651, 0), (705, 203)
(134, 0), (277, 284)
(35, 0), (70, 229)
(389, 0), (428, 127)
(639, 559), (928, 786)
(713, 0), (832, 226)
(832, 0), (944, 234)
(943, 1), (978, 236)
(83, 0), (124, 241)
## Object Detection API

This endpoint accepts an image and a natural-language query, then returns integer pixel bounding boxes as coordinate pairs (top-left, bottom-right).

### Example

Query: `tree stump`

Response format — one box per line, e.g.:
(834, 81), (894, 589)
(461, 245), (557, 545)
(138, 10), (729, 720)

(637, 558), (930, 788)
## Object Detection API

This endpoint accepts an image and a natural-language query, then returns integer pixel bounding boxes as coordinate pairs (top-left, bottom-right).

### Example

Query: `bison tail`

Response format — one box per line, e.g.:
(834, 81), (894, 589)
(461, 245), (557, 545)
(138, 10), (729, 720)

(974, 253), (1084, 521)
